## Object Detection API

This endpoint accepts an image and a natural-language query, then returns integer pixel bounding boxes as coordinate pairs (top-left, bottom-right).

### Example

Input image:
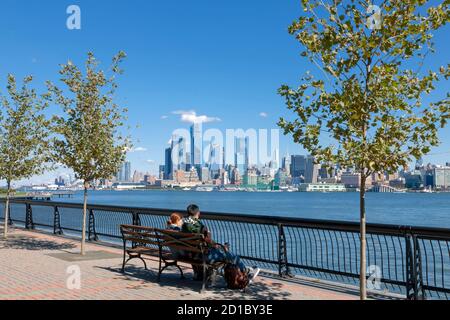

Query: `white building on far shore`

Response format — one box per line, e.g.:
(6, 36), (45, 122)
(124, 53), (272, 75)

(298, 183), (347, 192)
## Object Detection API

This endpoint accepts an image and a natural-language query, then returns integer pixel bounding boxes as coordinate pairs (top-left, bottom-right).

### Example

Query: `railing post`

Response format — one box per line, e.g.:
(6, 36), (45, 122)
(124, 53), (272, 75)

(132, 211), (141, 226)
(277, 223), (291, 277)
(25, 203), (35, 230)
(88, 209), (98, 241)
(131, 211), (141, 249)
(53, 206), (63, 235)
(7, 203), (13, 226)
(405, 234), (426, 300)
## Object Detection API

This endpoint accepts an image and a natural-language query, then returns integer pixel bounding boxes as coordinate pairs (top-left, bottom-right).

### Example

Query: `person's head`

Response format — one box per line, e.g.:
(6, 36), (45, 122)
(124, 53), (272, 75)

(167, 213), (183, 227)
(187, 204), (200, 219)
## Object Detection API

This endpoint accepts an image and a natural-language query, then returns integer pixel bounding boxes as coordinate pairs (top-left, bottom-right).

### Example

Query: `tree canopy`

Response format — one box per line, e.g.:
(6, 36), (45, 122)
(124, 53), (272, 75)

(0, 74), (51, 185)
(278, 0), (449, 176)
(47, 52), (130, 184)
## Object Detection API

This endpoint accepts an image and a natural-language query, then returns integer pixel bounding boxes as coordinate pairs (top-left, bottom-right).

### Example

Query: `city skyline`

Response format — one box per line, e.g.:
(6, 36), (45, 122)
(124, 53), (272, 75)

(1, 0), (449, 185)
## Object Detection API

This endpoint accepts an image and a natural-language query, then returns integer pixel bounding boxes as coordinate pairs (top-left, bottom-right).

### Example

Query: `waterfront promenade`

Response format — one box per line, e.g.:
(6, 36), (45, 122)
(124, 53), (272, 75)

(0, 227), (358, 300)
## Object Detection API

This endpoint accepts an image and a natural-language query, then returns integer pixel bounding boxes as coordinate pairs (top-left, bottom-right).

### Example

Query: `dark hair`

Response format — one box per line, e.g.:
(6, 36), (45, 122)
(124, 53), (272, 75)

(187, 204), (200, 216)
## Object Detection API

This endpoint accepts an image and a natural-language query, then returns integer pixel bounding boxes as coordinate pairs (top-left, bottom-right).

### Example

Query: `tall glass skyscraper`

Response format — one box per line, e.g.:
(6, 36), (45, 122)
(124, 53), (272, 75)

(290, 155), (306, 178)
(117, 161), (132, 182)
(171, 134), (187, 172)
(234, 136), (249, 175)
(190, 123), (202, 170)
(164, 147), (172, 179)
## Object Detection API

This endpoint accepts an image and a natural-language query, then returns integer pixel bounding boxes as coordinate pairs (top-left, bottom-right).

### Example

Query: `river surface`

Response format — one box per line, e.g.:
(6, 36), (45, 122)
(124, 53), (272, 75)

(55, 190), (450, 228)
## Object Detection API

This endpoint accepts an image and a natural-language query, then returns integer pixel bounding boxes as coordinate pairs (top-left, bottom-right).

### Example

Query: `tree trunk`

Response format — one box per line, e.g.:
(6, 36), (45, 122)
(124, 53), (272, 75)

(3, 181), (11, 239)
(80, 181), (89, 255)
(359, 173), (367, 300)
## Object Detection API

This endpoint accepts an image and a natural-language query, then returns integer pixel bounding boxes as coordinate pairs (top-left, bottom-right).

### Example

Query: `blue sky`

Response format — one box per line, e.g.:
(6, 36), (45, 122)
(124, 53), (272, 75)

(0, 0), (449, 184)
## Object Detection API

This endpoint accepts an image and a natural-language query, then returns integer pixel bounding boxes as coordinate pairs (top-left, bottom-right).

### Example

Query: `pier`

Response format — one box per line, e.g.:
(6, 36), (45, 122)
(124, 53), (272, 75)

(24, 191), (76, 201)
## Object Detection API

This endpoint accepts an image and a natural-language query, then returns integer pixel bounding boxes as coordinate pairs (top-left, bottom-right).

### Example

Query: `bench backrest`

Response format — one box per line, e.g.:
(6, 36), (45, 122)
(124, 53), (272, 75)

(120, 224), (160, 248)
(155, 228), (207, 254)
(120, 225), (207, 254)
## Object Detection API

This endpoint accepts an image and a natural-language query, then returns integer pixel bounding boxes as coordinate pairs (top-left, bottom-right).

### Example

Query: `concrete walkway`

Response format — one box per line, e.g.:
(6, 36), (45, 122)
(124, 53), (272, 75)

(0, 228), (358, 300)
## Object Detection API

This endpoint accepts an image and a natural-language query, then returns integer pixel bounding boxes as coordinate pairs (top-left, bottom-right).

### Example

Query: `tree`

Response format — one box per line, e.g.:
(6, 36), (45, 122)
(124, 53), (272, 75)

(0, 75), (51, 239)
(48, 52), (130, 255)
(278, 0), (449, 299)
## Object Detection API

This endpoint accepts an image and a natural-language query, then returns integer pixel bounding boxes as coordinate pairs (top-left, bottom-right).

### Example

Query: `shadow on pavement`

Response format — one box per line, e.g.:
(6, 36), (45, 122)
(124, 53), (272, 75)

(0, 234), (76, 251)
(96, 264), (292, 300)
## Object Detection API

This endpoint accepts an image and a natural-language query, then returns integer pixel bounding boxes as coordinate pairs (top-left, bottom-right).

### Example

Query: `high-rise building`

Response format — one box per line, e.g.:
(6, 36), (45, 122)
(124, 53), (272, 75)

(271, 148), (279, 170)
(220, 169), (229, 185)
(207, 139), (221, 171)
(222, 147), (226, 169)
(159, 165), (165, 180)
(164, 147), (172, 180)
(200, 166), (210, 183)
(433, 167), (450, 189)
(404, 171), (423, 189)
(124, 161), (131, 182)
(290, 155), (306, 178)
(243, 168), (258, 186)
(190, 123), (202, 170)
(282, 151), (291, 176)
(304, 155), (318, 183)
(230, 167), (241, 185)
(244, 136), (250, 171)
(117, 161), (131, 182)
(234, 136), (249, 175)
(170, 135), (187, 171)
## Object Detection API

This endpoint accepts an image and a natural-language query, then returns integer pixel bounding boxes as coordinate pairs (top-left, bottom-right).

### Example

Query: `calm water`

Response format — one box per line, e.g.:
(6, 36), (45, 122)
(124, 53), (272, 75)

(58, 190), (450, 228)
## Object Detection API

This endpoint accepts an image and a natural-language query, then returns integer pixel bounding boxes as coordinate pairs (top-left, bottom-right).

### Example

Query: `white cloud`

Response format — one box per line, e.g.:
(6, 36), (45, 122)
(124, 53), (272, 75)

(161, 115), (169, 120)
(147, 159), (155, 164)
(128, 147), (148, 153)
(259, 112), (268, 118)
(172, 110), (221, 124)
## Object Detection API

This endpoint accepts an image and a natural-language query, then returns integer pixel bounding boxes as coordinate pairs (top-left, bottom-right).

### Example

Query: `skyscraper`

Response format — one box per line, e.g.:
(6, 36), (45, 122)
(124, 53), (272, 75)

(290, 155), (306, 178)
(206, 138), (221, 171)
(282, 151), (291, 176)
(234, 136), (250, 175)
(190, 123), (202, 170)
(164, 147), (172, 180)
(117, 161), (132, 182)
(168, 134), (188, 174)
(244, 136), (250, 171)
(271, 148), (279, 169)
(304, 155), (318, 183)
(234, 137), (245, 175)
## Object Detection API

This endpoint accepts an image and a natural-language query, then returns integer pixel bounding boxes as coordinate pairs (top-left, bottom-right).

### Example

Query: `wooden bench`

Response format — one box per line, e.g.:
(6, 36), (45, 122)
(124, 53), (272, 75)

(120, 224), (226, 292)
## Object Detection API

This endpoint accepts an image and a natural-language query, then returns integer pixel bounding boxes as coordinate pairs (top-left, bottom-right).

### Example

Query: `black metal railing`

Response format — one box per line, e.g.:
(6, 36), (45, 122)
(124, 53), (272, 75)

(1, 199), (449, 300)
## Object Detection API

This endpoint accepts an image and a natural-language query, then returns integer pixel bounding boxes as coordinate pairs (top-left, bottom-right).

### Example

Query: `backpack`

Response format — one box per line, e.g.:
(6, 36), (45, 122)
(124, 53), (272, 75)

(224, 263), (249, 290)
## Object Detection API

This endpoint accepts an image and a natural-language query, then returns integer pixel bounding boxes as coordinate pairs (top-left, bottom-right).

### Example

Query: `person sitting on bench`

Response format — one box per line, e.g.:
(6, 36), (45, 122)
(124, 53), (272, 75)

(165, 212), (184, 259)
(167, 212), (183, 231)
(182, 204), (260, 283)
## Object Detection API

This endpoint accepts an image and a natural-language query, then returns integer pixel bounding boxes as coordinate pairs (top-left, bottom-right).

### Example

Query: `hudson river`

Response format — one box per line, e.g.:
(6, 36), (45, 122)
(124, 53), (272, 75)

(59, 190), (450, 228)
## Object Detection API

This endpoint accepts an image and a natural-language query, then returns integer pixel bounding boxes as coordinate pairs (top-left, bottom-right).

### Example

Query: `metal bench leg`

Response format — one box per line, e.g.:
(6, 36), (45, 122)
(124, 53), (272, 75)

(121, 254), (127, 273)
(175, 263), (185, 279)
(157, 256), (162, 282)
(137, 255), (148, 270)
(121, 241), (127, 273)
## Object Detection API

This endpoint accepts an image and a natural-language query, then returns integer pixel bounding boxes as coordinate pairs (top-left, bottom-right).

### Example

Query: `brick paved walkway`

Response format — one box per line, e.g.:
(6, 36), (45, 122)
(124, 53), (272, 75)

(0, 228), (358, 300)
